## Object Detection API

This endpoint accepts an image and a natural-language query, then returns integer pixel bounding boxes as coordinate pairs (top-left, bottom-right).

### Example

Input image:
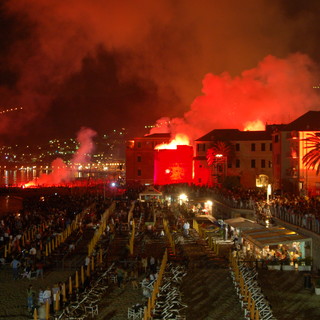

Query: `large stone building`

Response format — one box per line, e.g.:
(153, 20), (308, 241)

(193, 128), (274, 188)
(126, 133), (170, 185)
(126, 111), (320, 194)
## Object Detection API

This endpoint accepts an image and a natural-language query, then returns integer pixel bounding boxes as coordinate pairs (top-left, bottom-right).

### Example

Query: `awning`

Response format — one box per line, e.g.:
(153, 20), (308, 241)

(242, 227), (311, 249)
(224, 217), (264, 231)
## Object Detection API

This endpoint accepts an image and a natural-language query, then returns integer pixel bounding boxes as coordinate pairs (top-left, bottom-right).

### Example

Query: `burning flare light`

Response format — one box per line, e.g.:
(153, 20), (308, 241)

(155, 133), (190, 150)
(22, 127), (97, 187)
(244, 120), (265, 131)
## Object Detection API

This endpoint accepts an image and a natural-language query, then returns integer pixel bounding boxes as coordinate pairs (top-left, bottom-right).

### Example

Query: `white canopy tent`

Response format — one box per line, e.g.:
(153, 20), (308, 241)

(138, 186), (163, 202)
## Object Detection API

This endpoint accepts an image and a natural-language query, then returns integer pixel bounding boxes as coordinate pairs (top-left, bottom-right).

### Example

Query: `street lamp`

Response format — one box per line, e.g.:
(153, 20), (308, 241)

(179, 193), (188, 205)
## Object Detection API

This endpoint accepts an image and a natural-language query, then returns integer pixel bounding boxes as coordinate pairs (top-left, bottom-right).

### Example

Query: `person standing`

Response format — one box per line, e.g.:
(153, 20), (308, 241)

(38, 287), (44, 305)
(36, 260), (44, 279)
(116, 266), (125, 288)
(141, 256), (148, 274)
(11, 256), (20, 280)
(27, 284), (35, 314)
(183, 220), (190, 236)
(43, 286), (52, 312)
(52, 283), (60, 313)
(149, 256), (156, 274)
(85, 255), (90, 267)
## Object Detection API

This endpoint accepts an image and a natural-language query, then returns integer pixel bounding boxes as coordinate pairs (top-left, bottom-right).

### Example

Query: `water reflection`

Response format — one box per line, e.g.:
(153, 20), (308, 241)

(0, 169), (104, 186)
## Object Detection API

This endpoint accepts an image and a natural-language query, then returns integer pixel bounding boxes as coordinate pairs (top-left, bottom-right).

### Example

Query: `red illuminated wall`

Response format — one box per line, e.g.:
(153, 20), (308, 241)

(154, 145), (193, 185)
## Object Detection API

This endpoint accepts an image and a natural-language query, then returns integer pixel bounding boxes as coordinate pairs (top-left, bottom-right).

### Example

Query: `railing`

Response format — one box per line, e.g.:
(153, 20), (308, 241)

(229, 252), (275, 320)
(3, 203), (95, 260)
(87, 202), (115, 256)
(269, 205), (320, 235)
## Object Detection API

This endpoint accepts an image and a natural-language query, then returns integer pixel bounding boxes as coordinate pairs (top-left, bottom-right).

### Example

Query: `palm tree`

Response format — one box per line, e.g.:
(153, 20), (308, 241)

(206, 140), (233, 166)
(302, 133), (320, 175)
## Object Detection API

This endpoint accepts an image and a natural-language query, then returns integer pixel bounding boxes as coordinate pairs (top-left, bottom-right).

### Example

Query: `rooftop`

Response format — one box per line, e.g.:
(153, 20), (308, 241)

(196, 129), (272, 142)
(282, 110), (320, 131)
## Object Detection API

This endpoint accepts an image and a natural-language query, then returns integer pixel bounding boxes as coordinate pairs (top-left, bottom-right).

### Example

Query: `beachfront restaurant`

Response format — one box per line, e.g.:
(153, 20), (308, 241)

(241, 227), (312, 271)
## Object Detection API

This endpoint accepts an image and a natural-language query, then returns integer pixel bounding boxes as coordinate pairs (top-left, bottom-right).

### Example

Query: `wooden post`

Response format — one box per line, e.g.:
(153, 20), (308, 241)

(45, 244), (48, 257)
(62, 283), (67, 302)
(244, 284), (248, 301)
(147, 298), (151, 318)
(75, 271), (79, 289)
(250, 299), (255, 320)
(45, 300), (50, 320)
(48, 242), (51, 255)
(69, 276), (72, 295)
(81, 266), (85, 285)
(22, 234), (25, 247)
(33, 307), (38, 320)
(55, 290), (60, 312)
(91, 256), (94, 272)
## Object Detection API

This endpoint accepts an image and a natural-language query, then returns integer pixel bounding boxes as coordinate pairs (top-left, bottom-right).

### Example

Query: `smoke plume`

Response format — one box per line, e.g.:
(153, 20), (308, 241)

(28, 127), (97, 186)
(151, 54), (320, 141)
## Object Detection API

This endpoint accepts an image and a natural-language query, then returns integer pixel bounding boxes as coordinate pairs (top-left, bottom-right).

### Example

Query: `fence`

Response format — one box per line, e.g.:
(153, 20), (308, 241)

(163, 219), (176, 255)
(143, 249), (168, 320)
(87, 202), (115, 256)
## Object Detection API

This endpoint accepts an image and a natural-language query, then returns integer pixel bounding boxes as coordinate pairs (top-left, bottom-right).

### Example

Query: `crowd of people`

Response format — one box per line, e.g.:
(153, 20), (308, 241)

(0, 194), (111, 280)
(1, 181), (320, 318)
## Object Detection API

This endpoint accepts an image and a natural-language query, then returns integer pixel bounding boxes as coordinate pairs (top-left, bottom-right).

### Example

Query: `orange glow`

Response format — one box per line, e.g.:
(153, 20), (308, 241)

(20, 181), (37, 188)
(243, 120), (265, 131)
(155, 133), (190, 150)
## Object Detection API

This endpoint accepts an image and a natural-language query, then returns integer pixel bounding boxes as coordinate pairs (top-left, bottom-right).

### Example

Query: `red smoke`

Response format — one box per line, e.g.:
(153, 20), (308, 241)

(25, 127), (97, 187)
(1, 1), (320, 145)
(152, 54), (320, 141)
(2, 1), (320, 142)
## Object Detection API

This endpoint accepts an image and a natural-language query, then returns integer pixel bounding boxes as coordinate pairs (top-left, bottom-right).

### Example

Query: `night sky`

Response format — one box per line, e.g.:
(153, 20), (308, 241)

(0, 0), (320, 144)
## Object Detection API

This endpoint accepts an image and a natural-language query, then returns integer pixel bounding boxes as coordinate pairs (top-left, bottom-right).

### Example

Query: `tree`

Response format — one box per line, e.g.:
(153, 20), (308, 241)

(302, 133), (320, 175)
(206, 140), (233, 166)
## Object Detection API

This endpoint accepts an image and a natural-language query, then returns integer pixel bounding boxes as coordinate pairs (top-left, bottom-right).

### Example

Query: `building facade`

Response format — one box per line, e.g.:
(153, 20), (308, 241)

(272, 111), (320, 195)
(126, 111), (320, 195)
(126, 133), (170, 185)
(194, 129), (274, 188)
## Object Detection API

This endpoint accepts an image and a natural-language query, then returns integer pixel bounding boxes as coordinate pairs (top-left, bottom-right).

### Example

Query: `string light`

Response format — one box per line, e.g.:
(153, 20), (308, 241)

(0, 107), (23, 115)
